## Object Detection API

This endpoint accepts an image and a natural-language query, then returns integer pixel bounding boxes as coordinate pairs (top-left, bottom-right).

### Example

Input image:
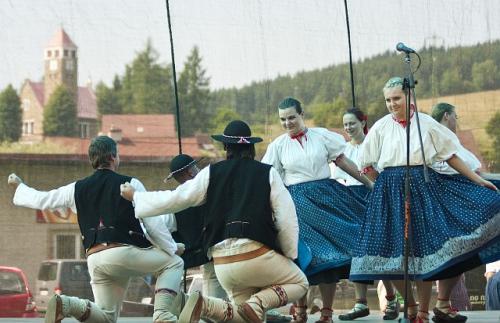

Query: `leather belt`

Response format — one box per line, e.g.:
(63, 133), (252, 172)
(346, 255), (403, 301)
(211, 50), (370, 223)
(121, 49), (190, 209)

(213, 245), (271, 265)
(86, 243), (124, 257)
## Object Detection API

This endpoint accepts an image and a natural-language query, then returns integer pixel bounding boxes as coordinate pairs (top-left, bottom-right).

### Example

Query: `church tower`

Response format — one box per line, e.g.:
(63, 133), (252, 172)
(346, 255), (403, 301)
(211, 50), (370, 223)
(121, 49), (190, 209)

(43, 28), (78, 104)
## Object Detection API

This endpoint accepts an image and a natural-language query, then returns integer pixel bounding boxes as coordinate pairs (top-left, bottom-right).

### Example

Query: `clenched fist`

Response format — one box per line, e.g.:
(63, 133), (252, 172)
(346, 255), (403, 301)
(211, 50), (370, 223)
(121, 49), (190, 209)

(7, 173), (22, 189)
(120, 182), (135, 201)
(175, 243), (186, 256)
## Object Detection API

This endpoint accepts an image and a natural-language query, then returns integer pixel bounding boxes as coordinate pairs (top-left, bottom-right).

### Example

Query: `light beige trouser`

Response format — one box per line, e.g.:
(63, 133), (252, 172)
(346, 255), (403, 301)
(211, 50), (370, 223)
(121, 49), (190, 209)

(207, 248), (308, 321)
(84, 245), (184, 323)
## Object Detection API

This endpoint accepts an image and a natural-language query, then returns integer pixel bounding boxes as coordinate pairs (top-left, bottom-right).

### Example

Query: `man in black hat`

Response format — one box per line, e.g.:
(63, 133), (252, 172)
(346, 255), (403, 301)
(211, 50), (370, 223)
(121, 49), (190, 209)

(164, 154), (228, 300)
(121, 120), (309, 323)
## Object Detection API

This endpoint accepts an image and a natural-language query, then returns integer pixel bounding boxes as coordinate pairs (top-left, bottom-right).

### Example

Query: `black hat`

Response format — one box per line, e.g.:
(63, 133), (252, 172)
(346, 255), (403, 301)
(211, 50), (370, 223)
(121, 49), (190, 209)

(164, 154), (202, 182)
(211, 120), (263, 144)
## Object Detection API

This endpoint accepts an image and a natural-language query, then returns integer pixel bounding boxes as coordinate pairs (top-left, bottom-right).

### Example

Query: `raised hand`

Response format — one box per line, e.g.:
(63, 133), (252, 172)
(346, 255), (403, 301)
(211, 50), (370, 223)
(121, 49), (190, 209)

(120, 182), (135, 201)
(7, 173), (22, 189)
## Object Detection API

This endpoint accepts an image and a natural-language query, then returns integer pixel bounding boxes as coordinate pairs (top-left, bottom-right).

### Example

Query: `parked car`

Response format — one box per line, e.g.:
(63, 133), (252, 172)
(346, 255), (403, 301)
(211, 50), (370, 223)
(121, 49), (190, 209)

(0, 266), (38, 318)
(36, 259), (94, 312)
(36, 259), (154, 316)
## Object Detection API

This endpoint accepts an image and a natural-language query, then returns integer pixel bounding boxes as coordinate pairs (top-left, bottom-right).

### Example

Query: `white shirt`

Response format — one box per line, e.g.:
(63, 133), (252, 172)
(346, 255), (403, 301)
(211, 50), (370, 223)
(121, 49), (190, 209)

(261, 128), (346, 186)
(13, 178), (178, 256)
(432, 140), (481, 175)
(486, 260), (500, 274)
(132, 164), (299, 259)
(359, 113), (458, 170)
(331, 141), (364, 186)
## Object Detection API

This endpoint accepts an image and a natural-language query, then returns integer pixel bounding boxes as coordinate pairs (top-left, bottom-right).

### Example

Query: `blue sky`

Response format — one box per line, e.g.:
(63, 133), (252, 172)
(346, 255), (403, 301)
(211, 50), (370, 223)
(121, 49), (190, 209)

(1, 0), (499, 90)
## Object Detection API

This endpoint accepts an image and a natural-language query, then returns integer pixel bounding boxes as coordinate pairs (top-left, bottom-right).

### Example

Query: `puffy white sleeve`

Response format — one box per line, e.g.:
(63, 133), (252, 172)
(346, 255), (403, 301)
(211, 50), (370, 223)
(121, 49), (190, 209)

(13, 182), (77, 214)
(133, 166), (210, 218)
(316, 128), (347, 161)
(429, 121), (459, 162)
(486, 260), (500, 274)
(359, 125), (382, 169)
(130, 178), (178, 255)
(269, 168), (298, 259)
(261, 140), (284, 178)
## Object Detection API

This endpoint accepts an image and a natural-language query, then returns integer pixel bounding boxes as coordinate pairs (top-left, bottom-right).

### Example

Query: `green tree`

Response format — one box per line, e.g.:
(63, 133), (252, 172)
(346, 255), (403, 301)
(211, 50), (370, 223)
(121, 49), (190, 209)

(178, 46), (211, 135)
(120, 39), (173, 114)
(96, 77), (122, 115)
(485, 111), (500, 171)
(43, 86), (78, 136)
(439, 69), (463, 95)
(472, 59), (498, 91)
(210, 107), (242, 134)
(310, 97), (347, 129)
(0, 85), (22, 141)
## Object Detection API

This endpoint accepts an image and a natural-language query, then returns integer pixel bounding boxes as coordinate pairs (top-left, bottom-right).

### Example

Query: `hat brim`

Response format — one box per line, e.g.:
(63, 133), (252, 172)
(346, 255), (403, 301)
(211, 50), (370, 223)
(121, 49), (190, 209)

(211, 135), (263, 144)
(163, 158), (204, 182)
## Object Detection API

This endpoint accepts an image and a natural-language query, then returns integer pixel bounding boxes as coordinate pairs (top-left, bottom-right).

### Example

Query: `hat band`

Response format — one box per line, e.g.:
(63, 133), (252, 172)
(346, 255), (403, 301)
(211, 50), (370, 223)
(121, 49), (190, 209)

(170, 159), (197, 175)
(222, 134), (251, 144)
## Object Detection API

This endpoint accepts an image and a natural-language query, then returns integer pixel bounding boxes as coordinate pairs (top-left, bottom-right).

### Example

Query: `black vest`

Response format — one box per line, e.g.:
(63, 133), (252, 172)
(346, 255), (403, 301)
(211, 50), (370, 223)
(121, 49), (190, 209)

(74, 169), (152, 250)
(172, 206), (209, 269)
(204, 158), (278, 253)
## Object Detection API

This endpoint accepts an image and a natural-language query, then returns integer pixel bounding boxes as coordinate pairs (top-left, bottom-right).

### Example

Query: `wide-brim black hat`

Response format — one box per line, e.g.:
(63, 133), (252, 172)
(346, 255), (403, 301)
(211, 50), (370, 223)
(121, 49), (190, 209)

(164, 154), (203, 182)
(211, 120), (263, 144)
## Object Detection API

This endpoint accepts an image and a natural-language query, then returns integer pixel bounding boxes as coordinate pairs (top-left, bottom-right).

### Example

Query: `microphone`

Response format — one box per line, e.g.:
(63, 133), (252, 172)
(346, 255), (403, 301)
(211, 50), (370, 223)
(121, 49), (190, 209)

(396, 42), (416, 54)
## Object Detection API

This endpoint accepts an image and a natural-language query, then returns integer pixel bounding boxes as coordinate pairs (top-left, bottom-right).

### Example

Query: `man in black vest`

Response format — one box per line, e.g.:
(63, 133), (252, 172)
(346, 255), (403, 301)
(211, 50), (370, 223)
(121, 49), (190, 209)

(8, 136), (184, 323)
(121, 120), (309, 323)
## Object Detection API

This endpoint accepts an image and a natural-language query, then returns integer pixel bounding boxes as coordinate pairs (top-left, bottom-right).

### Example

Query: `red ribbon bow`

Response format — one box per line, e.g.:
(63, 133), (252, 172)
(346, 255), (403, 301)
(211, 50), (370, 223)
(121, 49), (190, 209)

(290, 130), (307, 147)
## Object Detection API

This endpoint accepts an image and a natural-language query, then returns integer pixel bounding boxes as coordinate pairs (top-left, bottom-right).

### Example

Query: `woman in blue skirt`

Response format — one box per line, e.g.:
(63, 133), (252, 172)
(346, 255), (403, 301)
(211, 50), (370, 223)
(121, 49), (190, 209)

(350, 77), (500, 323)
(262, 97), (373, 323)
(331, 107), (405, 320)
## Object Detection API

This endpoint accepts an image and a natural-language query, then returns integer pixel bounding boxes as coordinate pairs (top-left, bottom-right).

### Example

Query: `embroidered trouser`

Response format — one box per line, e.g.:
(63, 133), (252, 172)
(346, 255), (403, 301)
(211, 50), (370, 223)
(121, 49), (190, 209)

(210, 247), (308, 321)
(85, 245), (184, 323)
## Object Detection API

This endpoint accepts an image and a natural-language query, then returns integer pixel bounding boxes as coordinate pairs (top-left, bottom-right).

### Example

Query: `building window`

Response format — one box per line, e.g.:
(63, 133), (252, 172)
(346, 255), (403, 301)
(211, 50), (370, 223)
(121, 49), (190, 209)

(50, 59), (58, 71)
(22, 121), (34, 135)
(64, 49), (68, 57)
(55, 50), (59, 58)
(47, 50), (52, 58)
(22, 99), (30, 111)
(53, 233), (84, 259)
(72, 51), (76, 58)
(65, 60), (73, 71)
(79, 122), (90, 139)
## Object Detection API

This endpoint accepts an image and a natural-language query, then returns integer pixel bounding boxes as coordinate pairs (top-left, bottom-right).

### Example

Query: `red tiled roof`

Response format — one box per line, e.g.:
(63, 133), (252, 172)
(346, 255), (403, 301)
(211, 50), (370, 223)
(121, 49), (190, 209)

(29, 81), (44, 106)
(26, 82), (97, 119)
(41, 136), (201, 160)
(101, 115), (177, 138)
(47, 28), (77, 49)
(77, 86), (97, 119)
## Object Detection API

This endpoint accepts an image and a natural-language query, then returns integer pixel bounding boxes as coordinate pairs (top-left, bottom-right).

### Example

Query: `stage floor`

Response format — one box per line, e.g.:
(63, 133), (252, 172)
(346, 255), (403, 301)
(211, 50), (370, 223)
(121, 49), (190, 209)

(2, 311), (500, 322)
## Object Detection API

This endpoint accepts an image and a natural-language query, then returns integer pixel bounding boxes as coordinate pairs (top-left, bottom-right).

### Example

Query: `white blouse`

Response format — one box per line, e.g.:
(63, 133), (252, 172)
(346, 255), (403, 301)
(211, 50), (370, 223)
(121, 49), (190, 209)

(262, 127), (346, 186)
(432, 140), (481, 175)
(331, 141), (363, 186)
(13, 178), (178, 256)
(359, 113), (458, 170)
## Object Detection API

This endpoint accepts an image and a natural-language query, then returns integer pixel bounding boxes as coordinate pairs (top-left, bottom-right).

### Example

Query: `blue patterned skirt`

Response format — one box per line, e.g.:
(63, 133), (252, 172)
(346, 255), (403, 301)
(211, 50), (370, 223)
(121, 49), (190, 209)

(350, 166), (500, 281)
(287, 179), (367, 278)
(347, 185), (371, 199)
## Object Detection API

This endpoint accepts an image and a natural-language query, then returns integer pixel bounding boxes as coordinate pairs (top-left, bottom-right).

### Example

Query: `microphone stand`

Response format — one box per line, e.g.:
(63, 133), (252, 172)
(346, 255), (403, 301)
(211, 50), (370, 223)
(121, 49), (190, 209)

(399, 50), (429, 323)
